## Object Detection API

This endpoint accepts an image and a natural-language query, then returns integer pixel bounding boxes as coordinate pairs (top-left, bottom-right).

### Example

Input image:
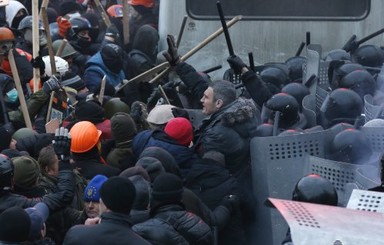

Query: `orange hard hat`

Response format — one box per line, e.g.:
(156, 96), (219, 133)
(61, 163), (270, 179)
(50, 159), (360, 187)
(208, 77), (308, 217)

(128, 0), (154, 8)
(0, 27), (15, 43)
(107, 4), (123, 18)
(70, 121), (102, 153)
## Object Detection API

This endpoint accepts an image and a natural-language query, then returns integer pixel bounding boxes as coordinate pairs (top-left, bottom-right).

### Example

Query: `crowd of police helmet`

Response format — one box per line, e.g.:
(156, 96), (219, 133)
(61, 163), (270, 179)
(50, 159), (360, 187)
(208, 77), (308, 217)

(2, 0), (384, 244)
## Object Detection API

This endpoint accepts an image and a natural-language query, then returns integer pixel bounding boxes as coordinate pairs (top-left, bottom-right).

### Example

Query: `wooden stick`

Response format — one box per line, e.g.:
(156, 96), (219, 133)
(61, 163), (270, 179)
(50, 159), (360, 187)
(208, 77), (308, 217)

(93, 0), (111, 27)
(8, 50), (33, 129)
(41, 7), (56, 75)
(40, 0), (49, 13)
(148, 15), (242, 84)
(32, 0), (40, 93)
(122, 0), (130, 45)
(116, 15), (242, 91)
(56, 39), (68, 57)
(158, 85), (171, 104)
(46, 92), (54, 122)
(98, 75), (106, 104)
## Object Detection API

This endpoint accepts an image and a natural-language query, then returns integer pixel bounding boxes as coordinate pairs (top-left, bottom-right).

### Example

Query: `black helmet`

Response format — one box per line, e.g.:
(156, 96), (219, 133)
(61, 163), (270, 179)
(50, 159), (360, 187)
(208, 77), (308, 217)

(281, 83), (310, 112)
(260, 66), (290, 93)
(330, 63), (364, 90)
(254, 123), (273, 137)
(330, 128), (373, 164)
(262, 93), (300, 129)
(339, 69), (376, 100)
(292, 174), (338, 206)
(0, 154), (14, 193)
(324, 49), (351, 62)
(68, 16), (91, 38)
(285, 56), (307, 82)
(319, 88), (363, 128)
(352, 44), (384, 68)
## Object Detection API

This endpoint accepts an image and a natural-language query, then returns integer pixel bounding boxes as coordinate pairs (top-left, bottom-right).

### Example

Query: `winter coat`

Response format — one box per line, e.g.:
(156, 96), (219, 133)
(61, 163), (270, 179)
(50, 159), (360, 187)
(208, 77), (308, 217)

(133, 130), (197, 176)
(0, 169), (74, 213)
(132, 204), (213, 245)
(63, 211), (151, 245)
(175, 62), (210, 109)
(106, 142), (136, 171)
(72, 158), (120, 181)
(194, 97), (260, 175)
(83, 52), (125, 92)
(185, 158), (239, 210)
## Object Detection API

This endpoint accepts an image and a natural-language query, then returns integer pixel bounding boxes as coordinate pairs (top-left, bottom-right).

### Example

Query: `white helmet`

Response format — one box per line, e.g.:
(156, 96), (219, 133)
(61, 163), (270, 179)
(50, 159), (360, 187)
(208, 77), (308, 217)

(42, 56), (69, 77)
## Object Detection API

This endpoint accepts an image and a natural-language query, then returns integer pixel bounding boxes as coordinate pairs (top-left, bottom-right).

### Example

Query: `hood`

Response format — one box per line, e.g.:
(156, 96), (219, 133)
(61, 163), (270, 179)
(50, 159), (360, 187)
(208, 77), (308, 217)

(6, 0), (28, 27)
(132, 24), (159, 60)
(221, 97), (260, 127)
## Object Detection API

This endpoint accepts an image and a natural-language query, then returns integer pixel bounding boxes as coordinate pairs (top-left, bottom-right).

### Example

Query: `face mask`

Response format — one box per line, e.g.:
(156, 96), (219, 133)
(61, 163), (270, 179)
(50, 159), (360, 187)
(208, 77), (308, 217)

(39, 31), (47, 46)
(6, 88), (18, 103)
(76, 35), (92, 48)
(23, 29), (33, 44)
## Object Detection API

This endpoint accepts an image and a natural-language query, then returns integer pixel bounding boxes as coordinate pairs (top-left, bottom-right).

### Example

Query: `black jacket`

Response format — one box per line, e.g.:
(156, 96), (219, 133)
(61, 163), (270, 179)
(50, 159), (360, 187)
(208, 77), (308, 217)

(0, 170), (74, 214)
(72, 158), (120, 180)
(63, 212), (151, 245)
(194, 97), (259, 175)
(133, 204), (212, 245)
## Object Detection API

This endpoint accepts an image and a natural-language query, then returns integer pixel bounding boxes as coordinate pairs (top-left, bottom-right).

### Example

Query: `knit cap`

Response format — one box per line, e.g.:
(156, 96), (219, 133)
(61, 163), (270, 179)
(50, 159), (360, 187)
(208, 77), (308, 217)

(111, 112), (137, 144)
(151, 173), (183, 204)
(100, 176), (136, 214)
(0, 207), (31, 243)
(12, 156), (40, 188)
(164, 117), (193, 146)
(0, 127), (12, 152)
(84, 175), (108, 202)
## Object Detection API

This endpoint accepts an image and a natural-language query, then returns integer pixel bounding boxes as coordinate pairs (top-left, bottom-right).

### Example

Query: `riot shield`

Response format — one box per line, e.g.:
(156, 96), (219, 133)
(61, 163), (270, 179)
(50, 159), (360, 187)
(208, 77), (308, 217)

(250, 129), (332, 245)
(364, 94), (381, 123)
(302, 94), (317, 128)
(267, 198), (384, 245)
(360, 126), (384, 153)
(347, 189), (384, 213)
(305, 155), (380, 206)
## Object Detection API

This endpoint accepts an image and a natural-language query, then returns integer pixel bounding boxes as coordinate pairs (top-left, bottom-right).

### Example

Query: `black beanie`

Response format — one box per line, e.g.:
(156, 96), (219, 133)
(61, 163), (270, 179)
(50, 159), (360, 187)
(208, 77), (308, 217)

(0, 127), (12, 152)
(75, 101), (105, 124)
(100, 177), (136, 214)
(151, 173), (183, 204)
(101, 43), (123, 73)
(139, 147), (181, 178)
(0, 207), (31, 242)
(59, 1), (81, 16)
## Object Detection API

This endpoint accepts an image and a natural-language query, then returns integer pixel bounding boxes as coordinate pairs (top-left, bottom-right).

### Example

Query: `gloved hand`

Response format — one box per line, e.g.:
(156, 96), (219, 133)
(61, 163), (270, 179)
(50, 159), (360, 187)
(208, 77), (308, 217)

(43, 75), (61, 94)
(162, 35), (180, 66)
(31, 53), (45, 75)
(227, 55), (247, 74)
(220, 194), (240, 213)
(57, 16), (72, 38)
(52, 127), (72, 169)
(130, 101), (149, 131)
(171, 107), (189, 120)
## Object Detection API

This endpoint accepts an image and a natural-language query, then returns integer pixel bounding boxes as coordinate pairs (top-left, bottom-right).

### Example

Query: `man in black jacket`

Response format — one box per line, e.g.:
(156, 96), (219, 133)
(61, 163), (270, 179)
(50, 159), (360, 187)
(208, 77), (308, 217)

(63, 176), (151, 245)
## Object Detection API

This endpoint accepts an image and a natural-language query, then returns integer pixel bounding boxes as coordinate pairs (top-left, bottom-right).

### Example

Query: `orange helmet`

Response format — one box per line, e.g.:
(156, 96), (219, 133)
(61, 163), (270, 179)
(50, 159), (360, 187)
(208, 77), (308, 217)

(128, 0), (154, 8)
(0, 27), (15, 43)
(70, 121), (102, 153)
(107, 4), (123, 18)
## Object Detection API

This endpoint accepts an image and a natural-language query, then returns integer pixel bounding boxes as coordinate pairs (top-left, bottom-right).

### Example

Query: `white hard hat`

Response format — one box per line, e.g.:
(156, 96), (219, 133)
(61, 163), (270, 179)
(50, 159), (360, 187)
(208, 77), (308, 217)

(42, 56), (69, 77)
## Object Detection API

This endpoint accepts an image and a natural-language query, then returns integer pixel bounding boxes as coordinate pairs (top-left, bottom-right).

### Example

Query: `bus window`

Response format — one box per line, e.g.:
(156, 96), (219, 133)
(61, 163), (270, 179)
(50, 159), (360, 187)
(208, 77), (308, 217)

(186, 0), (370, 21)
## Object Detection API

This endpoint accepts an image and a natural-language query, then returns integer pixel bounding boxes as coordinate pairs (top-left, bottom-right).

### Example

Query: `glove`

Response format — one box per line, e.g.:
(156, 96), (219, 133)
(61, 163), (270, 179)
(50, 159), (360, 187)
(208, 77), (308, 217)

(52, 127), (72, 169)
(57, 16), (72, 38)
(227, 55), (247, 74)
(171, 107), (189, 120)
(130, 101), (149, 131)
(31, 53), (45, 75)
(162, 35), (180, 66)
(220, 194), (240, 213)
(43, 75), (61, 94)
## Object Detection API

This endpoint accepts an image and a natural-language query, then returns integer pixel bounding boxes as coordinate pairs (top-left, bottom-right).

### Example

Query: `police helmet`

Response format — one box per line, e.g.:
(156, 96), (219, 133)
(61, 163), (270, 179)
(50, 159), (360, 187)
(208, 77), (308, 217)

(292, 174), (338, 206)
(338, 70), (376, 100)
(352, 45), (384, 68)
(281, 83), (310, 112)
(285, 56), (307, 82)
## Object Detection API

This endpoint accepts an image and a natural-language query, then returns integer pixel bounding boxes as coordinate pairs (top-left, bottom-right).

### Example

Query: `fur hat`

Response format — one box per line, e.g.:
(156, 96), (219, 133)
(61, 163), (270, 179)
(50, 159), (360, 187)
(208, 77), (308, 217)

(100, 177), (136, 214)
(164, 117), (193, 146)
(84, 175), (108, 202)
